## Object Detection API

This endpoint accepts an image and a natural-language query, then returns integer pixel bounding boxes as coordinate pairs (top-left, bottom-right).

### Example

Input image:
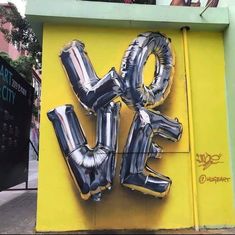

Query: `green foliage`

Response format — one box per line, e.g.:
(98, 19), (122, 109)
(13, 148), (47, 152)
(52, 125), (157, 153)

(0, 3), (41, 69)
(12, 56), (34, 84)
(0, 52), (33, 84)
(0, 51), (11, 64)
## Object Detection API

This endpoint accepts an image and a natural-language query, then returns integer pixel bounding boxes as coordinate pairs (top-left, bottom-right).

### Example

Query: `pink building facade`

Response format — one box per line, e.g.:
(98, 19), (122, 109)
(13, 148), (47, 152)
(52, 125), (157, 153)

(0, 3), (24, 60)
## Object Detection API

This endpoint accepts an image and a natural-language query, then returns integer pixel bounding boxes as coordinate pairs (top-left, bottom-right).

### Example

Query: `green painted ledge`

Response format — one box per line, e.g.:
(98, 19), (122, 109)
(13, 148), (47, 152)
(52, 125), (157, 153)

(26, 0), (229, 43)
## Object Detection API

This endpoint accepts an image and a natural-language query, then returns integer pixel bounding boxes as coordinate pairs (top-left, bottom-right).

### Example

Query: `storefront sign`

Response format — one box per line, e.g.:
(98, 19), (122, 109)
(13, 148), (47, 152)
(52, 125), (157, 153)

(0, 57), (34, 191)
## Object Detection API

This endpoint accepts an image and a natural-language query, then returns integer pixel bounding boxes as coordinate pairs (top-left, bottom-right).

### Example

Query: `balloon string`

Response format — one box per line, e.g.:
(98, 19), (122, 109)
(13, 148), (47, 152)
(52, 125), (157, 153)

(182, 27), (200, 231)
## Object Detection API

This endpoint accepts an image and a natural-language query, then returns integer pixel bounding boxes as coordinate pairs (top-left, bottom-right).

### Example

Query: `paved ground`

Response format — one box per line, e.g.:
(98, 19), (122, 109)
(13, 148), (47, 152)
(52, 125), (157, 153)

(1, 160), (235, 234)
(55, 228), (235, 234)
(0, 160), (38, 234)
(0, 191), (37, 234)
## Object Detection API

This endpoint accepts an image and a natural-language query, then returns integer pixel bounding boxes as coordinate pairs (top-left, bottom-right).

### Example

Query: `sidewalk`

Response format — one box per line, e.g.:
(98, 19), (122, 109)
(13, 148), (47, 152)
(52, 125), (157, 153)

(0, 160), (38, 234)
(1, 161), (235, 234)
(0, 191), (37, 234)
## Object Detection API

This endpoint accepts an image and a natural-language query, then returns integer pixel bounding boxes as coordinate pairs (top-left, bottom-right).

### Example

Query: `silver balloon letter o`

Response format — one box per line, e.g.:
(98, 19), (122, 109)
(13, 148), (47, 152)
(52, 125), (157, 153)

(120, 32), (175, 109)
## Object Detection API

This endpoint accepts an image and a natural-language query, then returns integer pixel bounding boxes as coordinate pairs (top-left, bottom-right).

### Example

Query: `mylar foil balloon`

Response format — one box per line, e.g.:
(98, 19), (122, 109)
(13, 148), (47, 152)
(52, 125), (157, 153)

(47, 102), (121, 201)
(120, 108), (182, 198)
(60, 40), (125, 113)
(120, 32), (175, 110)
(48, 31), (182, 201)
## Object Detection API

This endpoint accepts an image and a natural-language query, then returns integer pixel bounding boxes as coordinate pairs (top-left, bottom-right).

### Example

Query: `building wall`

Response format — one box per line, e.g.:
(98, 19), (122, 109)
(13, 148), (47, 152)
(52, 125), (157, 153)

(224, 2), (235, 207)
(188, 31), (234, 227)
(35, 23), (235, 231)
(0, 26), (21, 60)
(0, 8), (22, 60)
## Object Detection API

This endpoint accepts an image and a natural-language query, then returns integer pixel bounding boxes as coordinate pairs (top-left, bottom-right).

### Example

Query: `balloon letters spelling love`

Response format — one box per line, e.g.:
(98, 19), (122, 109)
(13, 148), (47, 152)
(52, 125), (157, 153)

(48, 31), (183, 201)
(119, 32), (182, 198)
(47, 102), (121, 201)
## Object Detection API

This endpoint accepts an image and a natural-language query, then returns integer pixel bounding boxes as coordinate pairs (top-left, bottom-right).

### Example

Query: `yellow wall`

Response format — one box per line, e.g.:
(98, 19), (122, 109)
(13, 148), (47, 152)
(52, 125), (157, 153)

(188, 31), (235, 227)
(36, 24), (234, 231)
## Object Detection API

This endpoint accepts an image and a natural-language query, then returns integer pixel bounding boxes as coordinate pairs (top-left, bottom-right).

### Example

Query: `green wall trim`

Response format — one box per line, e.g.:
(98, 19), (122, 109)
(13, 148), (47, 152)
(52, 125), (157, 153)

(224, 5), (235, 204)
(25, 0), (229, 43)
